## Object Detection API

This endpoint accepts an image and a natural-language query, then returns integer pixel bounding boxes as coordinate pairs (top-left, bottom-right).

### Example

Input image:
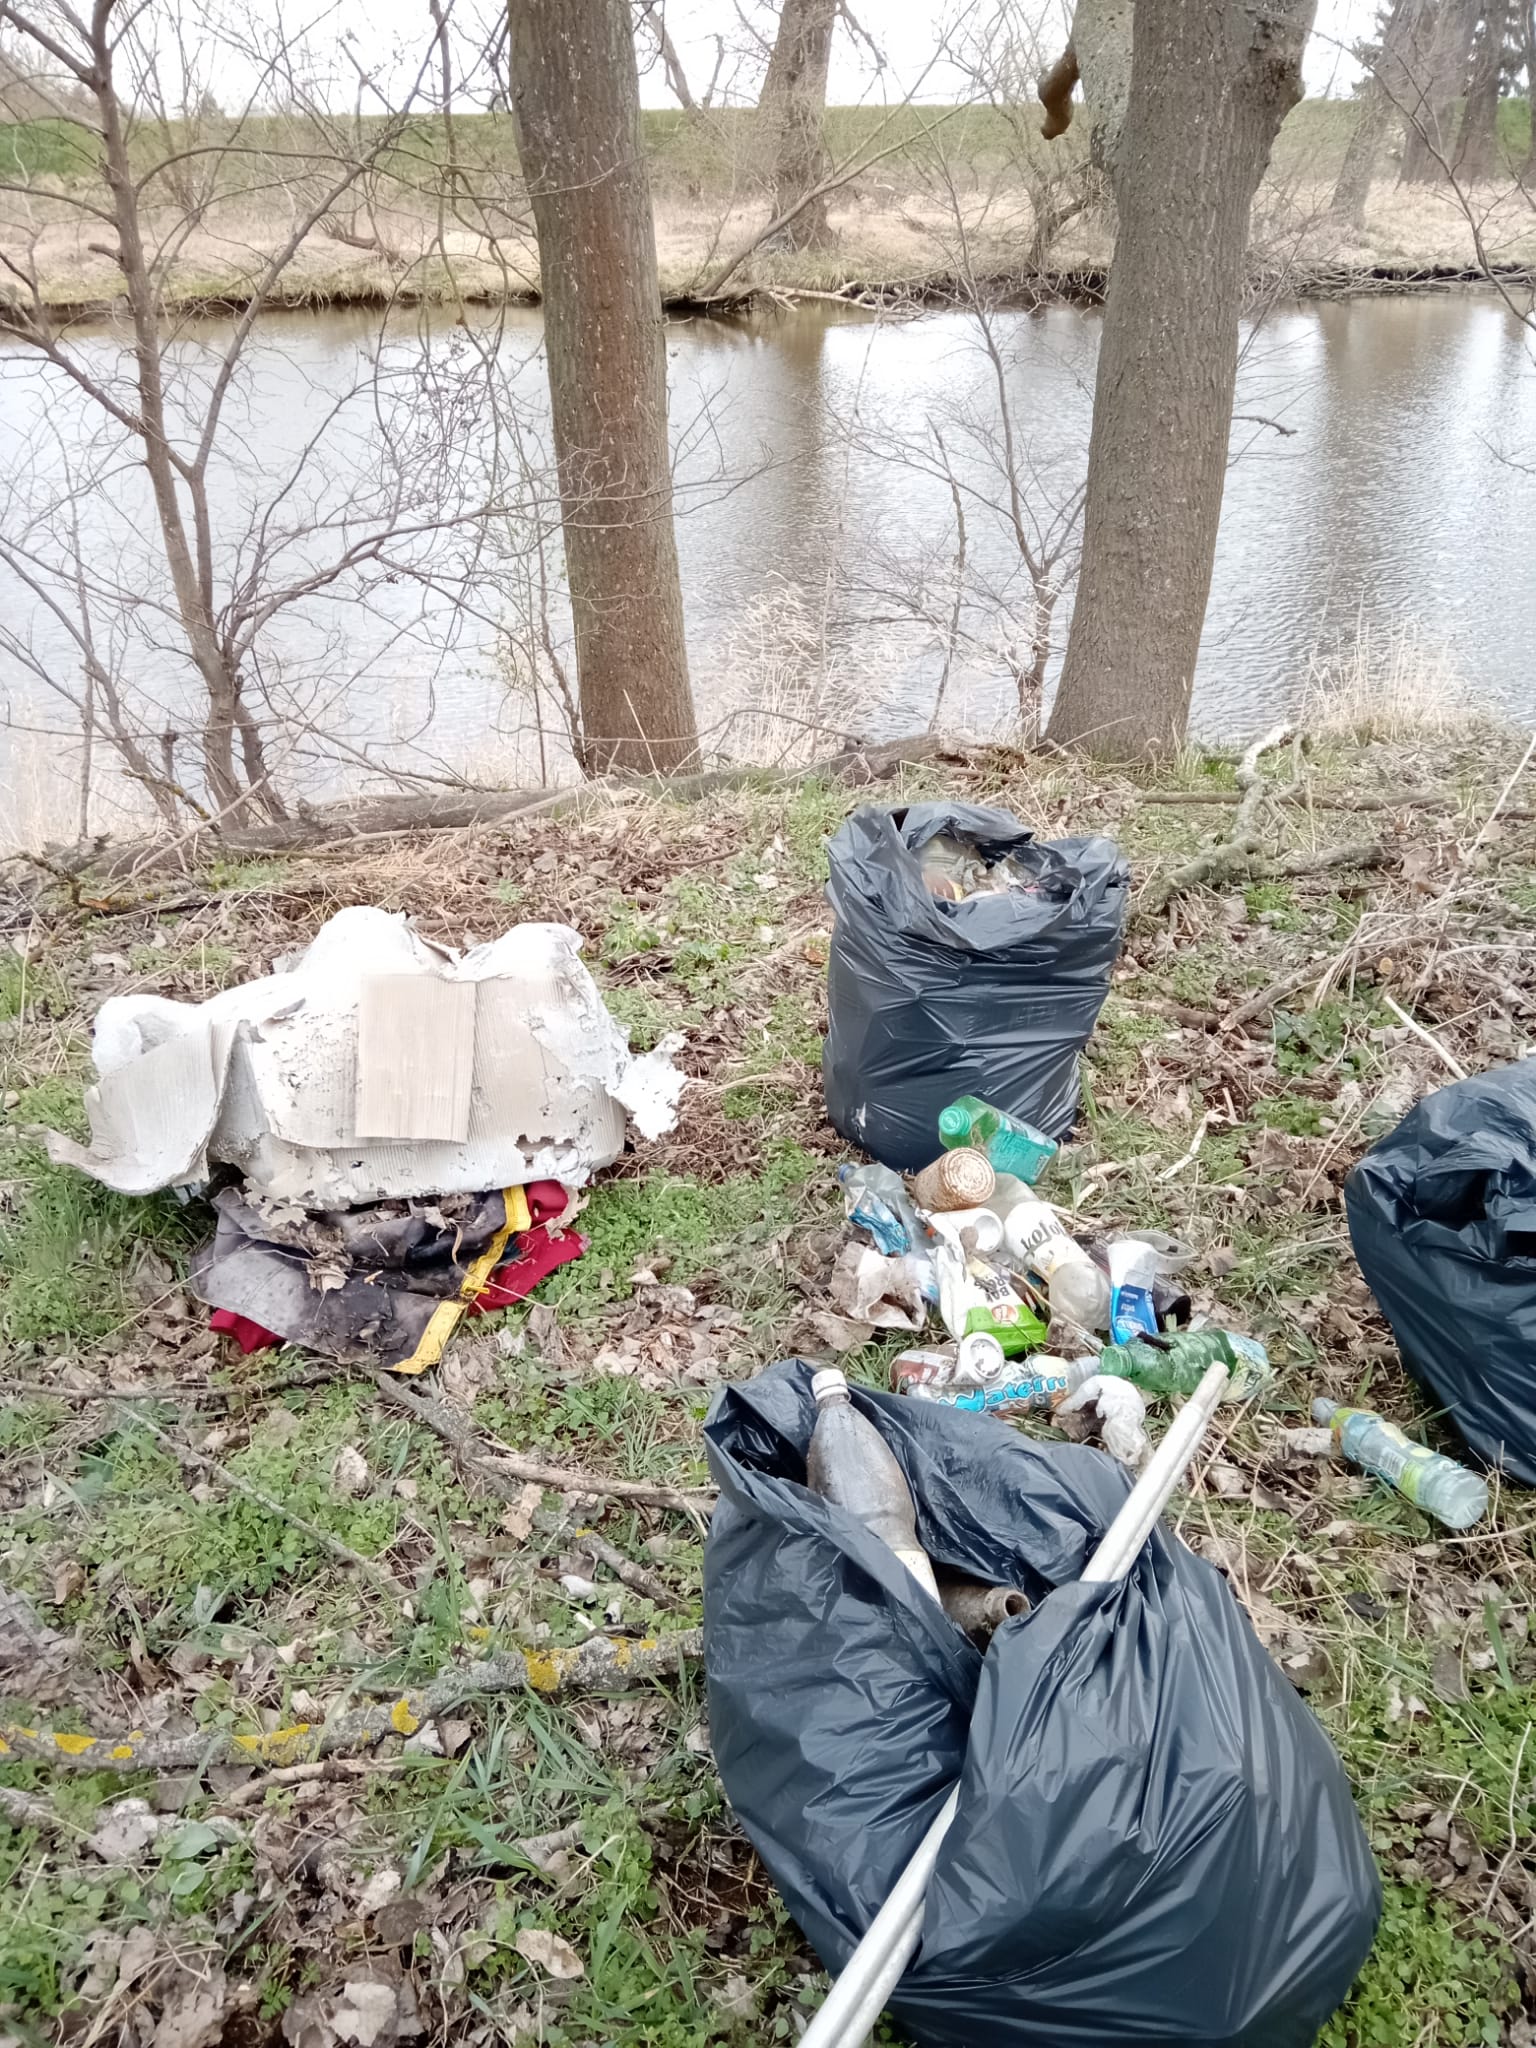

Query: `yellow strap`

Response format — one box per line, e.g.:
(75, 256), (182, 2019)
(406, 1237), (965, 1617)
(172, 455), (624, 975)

(391, 1184), (530, 1374)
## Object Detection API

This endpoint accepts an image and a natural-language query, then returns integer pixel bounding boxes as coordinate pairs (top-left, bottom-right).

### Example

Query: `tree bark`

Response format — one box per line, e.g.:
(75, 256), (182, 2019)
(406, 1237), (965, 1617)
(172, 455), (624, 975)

(508, 0), (698, 774)
(759, 0), (838, 250)
(1044, 0), (1315, 760)
(1454, 0), (1510, 180)
(1400, 0), (1481, 180)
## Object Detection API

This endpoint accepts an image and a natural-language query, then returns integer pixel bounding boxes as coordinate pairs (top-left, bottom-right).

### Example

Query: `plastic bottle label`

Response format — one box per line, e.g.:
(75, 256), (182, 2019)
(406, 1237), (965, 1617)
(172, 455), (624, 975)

(904, 1371), (1069, 1412)
(1337, 1412), (1433, 1501)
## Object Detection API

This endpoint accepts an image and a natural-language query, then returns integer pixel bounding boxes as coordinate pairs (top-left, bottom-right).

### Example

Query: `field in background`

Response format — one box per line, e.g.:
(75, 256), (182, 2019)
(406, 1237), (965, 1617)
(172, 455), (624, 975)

(3, 98), (1535, 313)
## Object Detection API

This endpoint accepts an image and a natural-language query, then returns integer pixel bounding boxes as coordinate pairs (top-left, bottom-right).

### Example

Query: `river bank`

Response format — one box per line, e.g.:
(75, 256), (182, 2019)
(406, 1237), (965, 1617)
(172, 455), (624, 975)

(9, 181), (1536, 325)
(2, 728), (1536, 2043)
(4, 97), (1536, 320)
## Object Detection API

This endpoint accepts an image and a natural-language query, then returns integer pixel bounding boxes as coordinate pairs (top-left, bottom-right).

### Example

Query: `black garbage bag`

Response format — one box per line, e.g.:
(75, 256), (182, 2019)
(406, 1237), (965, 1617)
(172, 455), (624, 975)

(1346, 1058), (1536, 1485)
(822, 803), (1129, 1170)
(704, 1360), (1379, 2048)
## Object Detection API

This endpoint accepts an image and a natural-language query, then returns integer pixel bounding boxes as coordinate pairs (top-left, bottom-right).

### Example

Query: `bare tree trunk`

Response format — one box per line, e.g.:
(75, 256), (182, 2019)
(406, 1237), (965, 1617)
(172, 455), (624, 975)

(1454, 0), (1511, 179)
(508, 0), (698, 774)
(1401, 0), (1481, 180)
(1332, 87), (1395, 225)
(1331, 0), (1424, 227)
(86, 11), (253, 813)
(759, 0), (838, 250)
(1525, 0), (1536, 179)
(1044, 0), (1314, 760)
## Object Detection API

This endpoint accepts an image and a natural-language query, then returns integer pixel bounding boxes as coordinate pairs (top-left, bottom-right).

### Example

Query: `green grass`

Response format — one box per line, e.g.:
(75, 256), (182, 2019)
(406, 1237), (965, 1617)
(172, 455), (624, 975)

(0, 1146), (198, 1344)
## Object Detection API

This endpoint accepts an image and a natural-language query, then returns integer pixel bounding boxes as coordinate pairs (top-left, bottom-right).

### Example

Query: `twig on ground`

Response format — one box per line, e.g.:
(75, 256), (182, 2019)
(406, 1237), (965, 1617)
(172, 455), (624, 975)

(371, 1371), (715, 1518)
(575, 1530), (682, 1610)
(1382, 993), (1469, 1080)
(121, 1407), (399, 1596)
(216, 1757), (416, 1807)
(1157, 1110), (1213, 1181)
(1, 1630), (706, 1774)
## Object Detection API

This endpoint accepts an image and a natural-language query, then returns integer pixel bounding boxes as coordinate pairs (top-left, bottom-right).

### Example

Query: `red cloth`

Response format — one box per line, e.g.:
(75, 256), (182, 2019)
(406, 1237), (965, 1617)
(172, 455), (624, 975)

(210, 1307), (282, 1354)
(523, 1180), (571, 1228)
(466, 1224), (588, 1315)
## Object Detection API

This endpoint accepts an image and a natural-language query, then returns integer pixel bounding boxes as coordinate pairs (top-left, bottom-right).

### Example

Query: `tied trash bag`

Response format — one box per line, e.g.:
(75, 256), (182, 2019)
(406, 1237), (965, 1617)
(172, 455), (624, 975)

(822, 803), (1128, 1170)
(703, 1361), (1379, 2048)
(1347, 1058), (1536, 1485)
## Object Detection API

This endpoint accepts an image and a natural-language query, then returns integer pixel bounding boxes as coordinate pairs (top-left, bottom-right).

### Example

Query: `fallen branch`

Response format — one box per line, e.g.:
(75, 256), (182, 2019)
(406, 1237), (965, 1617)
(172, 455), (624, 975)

(1141, 724), (1292, 914)
(217, 1756), (416, 1807)
(36, 736), (949, 882)
(372, 1371), (715, 1518)
(575, 1530), (682, 1611)
(0, 1784), (67, 1833)
(0, 1630), (705, 1774)
(1139, 786), (1536, 824)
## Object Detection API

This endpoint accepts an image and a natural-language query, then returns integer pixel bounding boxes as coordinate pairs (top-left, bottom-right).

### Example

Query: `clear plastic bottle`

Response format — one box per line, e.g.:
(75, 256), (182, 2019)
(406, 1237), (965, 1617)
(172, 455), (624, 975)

(1312, 1398), (1488, 1530)
(807, 1369), (941, 1599)
(837, 1162), (925, 1256)
(937, 1096), (1058, 1184)
(1098, 1330), (1272, 1400)
(1001, 1195), (1113, 1331)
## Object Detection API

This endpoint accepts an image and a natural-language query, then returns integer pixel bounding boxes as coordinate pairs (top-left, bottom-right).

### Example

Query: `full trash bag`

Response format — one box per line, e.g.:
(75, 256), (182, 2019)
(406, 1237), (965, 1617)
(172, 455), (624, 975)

(1347, 1058), (1536, 1485)
(822, 803), (1129, 1170)
(703, 1360), (1379, 2048)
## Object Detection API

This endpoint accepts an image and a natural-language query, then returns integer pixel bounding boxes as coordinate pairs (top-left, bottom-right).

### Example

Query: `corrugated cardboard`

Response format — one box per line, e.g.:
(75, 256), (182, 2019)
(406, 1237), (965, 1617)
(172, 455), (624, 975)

(46, 908), (683, 1203)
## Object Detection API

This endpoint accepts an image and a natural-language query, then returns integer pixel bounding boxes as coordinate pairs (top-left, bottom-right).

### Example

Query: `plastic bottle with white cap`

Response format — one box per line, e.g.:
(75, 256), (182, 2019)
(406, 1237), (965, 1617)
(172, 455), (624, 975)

(807, 1368), (940, 1600)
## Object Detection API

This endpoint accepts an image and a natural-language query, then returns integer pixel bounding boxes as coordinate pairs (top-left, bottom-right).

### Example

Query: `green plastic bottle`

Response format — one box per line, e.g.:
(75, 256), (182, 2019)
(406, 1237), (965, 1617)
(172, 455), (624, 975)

(1098, 1329), (1272, 1400)
(938, 1096), (1057, 1184)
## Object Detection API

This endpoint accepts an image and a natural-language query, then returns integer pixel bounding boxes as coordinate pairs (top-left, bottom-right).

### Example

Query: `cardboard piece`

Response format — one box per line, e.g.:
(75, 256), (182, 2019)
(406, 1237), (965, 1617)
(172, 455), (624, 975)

(47, 908), (685, 1203)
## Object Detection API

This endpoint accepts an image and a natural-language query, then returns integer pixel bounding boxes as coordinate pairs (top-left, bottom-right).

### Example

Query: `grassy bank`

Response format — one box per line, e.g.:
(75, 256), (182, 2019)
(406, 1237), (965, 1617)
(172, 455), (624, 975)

(2, 730), (1536, 2044)
(3, 99), (1534, 317)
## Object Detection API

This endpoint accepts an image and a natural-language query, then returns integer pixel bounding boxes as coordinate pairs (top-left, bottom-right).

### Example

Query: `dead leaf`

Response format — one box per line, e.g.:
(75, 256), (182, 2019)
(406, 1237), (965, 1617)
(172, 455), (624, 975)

(501, 1481), (542, 1543)
(1431, 1642), (1468, 1703)
(514, 1928), (584, 1979)
(333, 1981), (401, 2047)
(803, 1309), (875, 1353)
(88, 1797), (170, 1864)
(357, 1868), (401, 1915)
(151, 1975), (229, 2048)
(330, 1445), (370, 1499)
(49, 1559), (85, 1607)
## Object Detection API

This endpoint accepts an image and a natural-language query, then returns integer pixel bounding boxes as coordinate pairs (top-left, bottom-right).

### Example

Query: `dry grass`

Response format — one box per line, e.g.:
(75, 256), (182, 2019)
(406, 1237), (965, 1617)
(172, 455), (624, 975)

(1301, 620), (1483, 742)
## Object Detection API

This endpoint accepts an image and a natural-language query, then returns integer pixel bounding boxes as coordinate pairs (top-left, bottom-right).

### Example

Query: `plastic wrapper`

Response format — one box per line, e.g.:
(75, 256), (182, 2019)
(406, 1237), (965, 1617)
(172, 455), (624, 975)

(822, 804), (1128, 1171)
(1346, 1059), (1536, 1484)
(703, 1359), (1379, 2048)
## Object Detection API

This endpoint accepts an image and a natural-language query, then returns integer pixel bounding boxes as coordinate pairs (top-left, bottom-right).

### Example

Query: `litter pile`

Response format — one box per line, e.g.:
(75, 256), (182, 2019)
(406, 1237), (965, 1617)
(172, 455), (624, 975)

(833, 1091), (1266, 1473)
(45, 907), (685, 1368)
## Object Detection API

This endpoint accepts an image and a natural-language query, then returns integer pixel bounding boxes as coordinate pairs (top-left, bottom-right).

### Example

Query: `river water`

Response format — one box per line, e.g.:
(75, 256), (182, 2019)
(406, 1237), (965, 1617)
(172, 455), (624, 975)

(2, 292), (1533, 844)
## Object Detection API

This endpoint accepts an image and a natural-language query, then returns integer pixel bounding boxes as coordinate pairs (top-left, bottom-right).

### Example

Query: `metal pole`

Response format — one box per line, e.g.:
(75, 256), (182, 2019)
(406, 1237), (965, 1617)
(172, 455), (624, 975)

(798, 1361), (1230, 2048)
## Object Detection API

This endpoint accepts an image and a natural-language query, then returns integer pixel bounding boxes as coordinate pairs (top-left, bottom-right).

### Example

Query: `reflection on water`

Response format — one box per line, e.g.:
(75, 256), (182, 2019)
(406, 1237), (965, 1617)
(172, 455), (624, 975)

(2, 291), (1534, 845)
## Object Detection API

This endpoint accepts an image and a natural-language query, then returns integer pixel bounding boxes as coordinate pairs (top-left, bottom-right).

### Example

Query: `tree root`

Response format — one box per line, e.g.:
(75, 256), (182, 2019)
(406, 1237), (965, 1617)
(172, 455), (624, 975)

(0, 1630), (705, 1775)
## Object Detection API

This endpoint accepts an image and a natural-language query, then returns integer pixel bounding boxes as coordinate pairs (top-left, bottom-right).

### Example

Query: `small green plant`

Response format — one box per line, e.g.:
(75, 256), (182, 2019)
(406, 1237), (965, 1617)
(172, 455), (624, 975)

(1244, 879), (1305, 931)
